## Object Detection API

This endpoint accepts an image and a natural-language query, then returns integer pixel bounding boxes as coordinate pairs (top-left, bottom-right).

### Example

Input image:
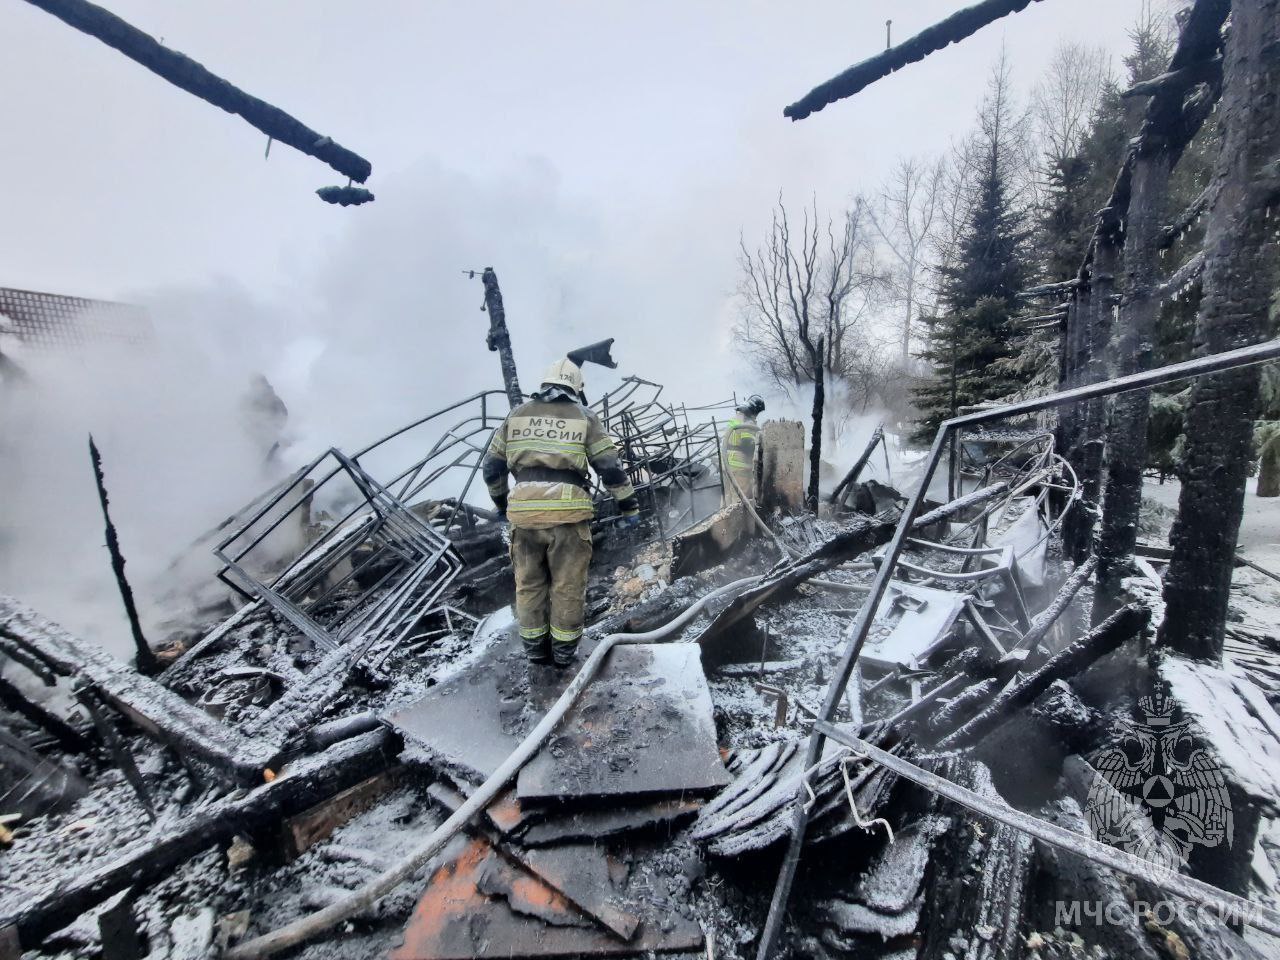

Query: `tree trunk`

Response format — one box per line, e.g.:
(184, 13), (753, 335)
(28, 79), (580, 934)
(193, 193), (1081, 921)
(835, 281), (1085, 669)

(902, 268), (915, 364)
(1094, 152), (1173, 621)
(1160, 0), (1280, 662)
(808, 337), (825, 512)
(1259, 437), (1280, 498)
(1162, 0), (1280, 660)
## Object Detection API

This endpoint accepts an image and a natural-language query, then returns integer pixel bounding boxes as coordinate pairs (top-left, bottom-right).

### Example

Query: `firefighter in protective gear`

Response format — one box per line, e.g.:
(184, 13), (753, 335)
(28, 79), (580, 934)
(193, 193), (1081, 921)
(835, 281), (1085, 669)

(482, 359), (640, 666)
(722, 395), (765, 505)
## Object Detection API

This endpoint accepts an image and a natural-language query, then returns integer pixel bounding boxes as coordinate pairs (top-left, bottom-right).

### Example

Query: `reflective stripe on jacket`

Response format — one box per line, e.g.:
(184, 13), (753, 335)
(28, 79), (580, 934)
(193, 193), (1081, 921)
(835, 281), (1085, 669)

(482, 397), (637, 529)
(723, 417), (760, 471)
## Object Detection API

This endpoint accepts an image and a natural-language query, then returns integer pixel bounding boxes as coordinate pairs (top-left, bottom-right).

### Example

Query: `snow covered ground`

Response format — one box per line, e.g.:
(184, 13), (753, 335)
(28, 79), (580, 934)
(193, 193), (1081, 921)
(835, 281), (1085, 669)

(1142, 476), (1280, 570)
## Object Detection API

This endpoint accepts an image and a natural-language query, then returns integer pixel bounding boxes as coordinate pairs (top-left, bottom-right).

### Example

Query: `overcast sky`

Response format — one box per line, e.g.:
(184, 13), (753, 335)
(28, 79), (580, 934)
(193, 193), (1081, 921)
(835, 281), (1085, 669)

(3, 2), (1146, 377)
(0, 1), (1154, 648)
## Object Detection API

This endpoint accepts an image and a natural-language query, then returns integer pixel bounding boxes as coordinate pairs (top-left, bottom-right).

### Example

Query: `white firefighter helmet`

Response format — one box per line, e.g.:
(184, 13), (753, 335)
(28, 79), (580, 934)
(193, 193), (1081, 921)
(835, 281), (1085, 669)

(541, 358), (586, 396)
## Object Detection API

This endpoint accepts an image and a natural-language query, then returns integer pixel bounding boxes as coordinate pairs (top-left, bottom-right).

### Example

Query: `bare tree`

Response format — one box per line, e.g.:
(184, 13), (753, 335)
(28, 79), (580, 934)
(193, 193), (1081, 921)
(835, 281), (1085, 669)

(866, 156), (947, 364)
(735, 197), (884, 507)
(1031, 41), (1113, 168)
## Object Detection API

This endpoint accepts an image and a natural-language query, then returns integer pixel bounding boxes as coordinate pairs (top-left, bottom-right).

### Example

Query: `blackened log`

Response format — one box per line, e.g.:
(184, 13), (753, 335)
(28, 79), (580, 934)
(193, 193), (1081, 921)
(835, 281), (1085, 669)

(1122, 55), (1223, 99)
(0, 730), (396, 951)
(0, 674), (93, 754)
(1158, 250), (1207, 300)
(1094, 147), (1174, 618)
(1036, 797), (1165, 960)
(925, 677), (998, 738)
(0, 596), (279, 785)
(1092, 0), (1228, 617)
(1023, 555), (1096, 649)
(940, 603), (1150, 749)
(89, 437), (158, 676)
(23, 0), (371, 183)
(1064, 237), (1119, 562)
(917, 759), (1035, 960)
(1055, 294), (1083, 468)
(479, 268), (524, 408)
(1021, 278), (1081, 299)
(1069, 0), (1227, 294)
(1159, 185), (1212, 249)
(829, 425), (883, 506)
(1160, 0), (1280, 661)
(783, 0), (1046, 120)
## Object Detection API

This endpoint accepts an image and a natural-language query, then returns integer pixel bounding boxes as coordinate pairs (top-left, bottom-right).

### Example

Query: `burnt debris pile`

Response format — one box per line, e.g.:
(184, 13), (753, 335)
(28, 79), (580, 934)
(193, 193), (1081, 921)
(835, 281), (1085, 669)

(4, 381), (1278, 960)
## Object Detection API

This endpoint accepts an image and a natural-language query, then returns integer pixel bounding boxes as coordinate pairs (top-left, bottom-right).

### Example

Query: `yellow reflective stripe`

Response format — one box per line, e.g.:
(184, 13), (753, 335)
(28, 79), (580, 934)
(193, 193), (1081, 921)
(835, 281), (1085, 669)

(507, 439), (588, 452)
(551, 625), (582, 644)
(587, 437), (616, 456)
(508, 500), (594, 511)
(520, 626), (549, 639)
(608, 483), (636, 501)
(727, 454), (751, 469)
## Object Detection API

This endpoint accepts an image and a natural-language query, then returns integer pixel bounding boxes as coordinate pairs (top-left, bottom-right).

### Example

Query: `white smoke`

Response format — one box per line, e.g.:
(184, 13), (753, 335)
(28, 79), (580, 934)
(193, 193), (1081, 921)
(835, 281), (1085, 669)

(0, 156), (745, 658)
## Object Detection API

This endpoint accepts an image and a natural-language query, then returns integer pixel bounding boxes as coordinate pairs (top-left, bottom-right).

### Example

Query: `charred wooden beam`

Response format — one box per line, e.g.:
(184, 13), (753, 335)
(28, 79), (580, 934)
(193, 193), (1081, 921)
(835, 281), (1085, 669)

(1157, 250), (1206, 299)
(0, 674), (94, 754)
(0, 730), (396, 951)
(1021, 554), (1096, 649)
(917, 760), (1034, 960)
(1160, 0), (1280, 661)
(1159, 185), (1212, 249)
(940, 602), (1150, 749)
(1020, 278), (1081, 299)
(783, 0), (1046, 120)
(1093, 4), (1230, 615)
(1122, 55), (1223, 98)
(89, 436), (158, 676)
(0, 596), (280, 785)
(1063, 234), (1119, 563)
(23, 0), (372, 183)
(829, 424), (884, 506)
(478, 268), (524, 409)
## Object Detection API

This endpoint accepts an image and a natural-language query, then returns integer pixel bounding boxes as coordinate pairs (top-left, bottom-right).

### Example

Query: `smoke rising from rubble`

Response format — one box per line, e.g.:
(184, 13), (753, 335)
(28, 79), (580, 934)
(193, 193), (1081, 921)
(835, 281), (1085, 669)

(763, 381), (910, 494)
(0, 158), (746, 658)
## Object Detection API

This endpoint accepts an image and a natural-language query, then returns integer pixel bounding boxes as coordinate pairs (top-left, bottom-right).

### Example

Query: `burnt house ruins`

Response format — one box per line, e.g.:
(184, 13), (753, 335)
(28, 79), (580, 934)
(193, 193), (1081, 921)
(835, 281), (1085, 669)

(4, 1), (1280, 959)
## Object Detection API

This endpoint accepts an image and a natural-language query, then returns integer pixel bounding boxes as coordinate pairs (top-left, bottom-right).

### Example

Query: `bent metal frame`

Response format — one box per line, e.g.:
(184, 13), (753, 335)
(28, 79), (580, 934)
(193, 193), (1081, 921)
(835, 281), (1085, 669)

(756, 337), (1280, 958)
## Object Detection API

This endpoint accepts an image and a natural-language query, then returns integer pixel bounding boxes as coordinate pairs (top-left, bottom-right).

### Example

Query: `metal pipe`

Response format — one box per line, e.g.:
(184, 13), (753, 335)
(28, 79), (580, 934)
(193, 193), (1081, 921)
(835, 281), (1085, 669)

(226, 575), (763, 960)
(814, 721), (1280, 938)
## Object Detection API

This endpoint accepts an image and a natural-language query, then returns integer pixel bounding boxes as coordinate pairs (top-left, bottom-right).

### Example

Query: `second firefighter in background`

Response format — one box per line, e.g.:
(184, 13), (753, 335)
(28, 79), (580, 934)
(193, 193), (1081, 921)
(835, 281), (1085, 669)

(722, 394), (765, 505)
(482, 360), (640, 667)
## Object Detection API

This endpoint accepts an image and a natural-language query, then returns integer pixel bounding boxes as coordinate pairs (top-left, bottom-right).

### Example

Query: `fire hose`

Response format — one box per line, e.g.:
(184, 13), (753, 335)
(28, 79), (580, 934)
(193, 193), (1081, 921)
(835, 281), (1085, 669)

(226, 575), (762, 959)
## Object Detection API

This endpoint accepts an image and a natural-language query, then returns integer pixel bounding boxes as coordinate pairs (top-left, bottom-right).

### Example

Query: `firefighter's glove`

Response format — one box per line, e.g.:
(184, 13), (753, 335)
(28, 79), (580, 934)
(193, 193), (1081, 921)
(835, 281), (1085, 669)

(492, 494), (509, 523)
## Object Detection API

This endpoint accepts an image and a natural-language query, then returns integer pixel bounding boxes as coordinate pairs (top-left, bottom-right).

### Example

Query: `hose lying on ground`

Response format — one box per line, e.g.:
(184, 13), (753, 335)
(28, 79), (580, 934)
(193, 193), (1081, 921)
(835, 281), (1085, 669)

(226, 575), (763, 960)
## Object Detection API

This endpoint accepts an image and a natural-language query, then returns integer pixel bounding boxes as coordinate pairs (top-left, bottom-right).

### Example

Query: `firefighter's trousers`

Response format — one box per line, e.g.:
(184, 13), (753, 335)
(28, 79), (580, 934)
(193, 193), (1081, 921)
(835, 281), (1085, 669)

(723, 467), (757, 506)
(510, 521), (593, 665)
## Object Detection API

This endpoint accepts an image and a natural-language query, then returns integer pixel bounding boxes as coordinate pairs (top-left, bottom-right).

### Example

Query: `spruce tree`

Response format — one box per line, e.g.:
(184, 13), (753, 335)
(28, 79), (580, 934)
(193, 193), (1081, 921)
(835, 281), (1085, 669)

(912, 64), (1028, 441)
